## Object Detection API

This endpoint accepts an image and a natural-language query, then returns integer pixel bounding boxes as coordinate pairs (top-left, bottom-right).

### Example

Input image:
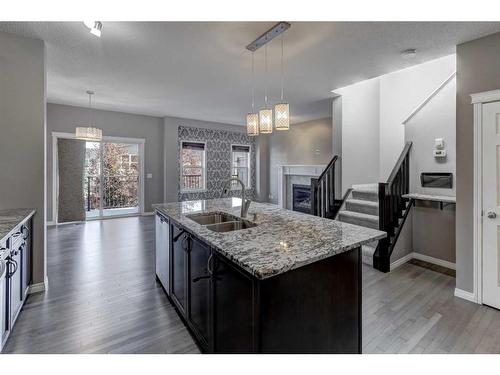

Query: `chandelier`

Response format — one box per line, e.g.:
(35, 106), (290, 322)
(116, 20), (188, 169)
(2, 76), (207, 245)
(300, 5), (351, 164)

(75, 90), (102, 141)
(246, 22), (291, 136)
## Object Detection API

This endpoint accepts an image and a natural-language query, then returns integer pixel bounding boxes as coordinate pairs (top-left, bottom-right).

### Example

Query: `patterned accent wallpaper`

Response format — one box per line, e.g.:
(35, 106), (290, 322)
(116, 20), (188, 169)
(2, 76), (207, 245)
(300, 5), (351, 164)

(177, 125), (256, 201)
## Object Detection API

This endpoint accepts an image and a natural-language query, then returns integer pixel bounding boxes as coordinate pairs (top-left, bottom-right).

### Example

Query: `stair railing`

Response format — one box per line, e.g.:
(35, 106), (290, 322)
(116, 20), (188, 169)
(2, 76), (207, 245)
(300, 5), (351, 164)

(310, 155), (339, 218)
(374, 142), (412, 272)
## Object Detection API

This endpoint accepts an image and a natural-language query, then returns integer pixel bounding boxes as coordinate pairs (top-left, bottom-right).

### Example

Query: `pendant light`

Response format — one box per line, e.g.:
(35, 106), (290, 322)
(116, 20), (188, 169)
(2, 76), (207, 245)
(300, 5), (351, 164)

(275, 34), (289, 130)
(259, 44), (273, 134)
(246, 52), (259, 136)
(76, 90), (103, 141)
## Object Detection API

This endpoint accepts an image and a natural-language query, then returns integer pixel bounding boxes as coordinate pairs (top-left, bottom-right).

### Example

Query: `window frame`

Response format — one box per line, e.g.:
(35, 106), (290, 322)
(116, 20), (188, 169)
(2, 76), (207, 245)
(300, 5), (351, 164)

(230, 143), (252, 190)
(180, 140), (207, 193)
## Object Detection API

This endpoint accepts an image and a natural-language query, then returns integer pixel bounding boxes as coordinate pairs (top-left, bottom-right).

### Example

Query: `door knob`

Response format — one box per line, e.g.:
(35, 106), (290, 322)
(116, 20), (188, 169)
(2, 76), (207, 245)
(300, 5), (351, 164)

(487, 211), (497, 219)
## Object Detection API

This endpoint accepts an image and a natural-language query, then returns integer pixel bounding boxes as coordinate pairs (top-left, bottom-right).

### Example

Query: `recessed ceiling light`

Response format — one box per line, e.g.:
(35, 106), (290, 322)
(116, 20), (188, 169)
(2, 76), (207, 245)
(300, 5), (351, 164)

(401, 49), (417, 59)
(83, 21), (102, 38)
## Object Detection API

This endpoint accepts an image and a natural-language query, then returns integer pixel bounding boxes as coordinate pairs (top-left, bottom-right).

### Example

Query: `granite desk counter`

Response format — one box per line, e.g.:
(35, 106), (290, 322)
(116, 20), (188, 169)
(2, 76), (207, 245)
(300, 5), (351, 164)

(153, 199), (385, 353)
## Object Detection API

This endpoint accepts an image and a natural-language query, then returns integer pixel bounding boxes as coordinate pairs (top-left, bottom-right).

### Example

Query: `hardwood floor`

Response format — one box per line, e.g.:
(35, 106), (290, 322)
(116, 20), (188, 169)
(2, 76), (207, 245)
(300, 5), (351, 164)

(3, 216), (500, 354)
(3, 216), (200, 354)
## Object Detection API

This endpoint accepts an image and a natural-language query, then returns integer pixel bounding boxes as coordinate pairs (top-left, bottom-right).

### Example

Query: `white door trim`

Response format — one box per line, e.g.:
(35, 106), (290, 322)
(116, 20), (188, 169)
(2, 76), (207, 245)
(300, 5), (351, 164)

(52, 132), (146, 223)
(471, 89), (500, 305)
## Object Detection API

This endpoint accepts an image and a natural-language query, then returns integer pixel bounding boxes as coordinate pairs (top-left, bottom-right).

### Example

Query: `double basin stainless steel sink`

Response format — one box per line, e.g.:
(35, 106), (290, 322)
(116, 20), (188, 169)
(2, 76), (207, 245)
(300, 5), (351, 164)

(186, 211), (258, 233)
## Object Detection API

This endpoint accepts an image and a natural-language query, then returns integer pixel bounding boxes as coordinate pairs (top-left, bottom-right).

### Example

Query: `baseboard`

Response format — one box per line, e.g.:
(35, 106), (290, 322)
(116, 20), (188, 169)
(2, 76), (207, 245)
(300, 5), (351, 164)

(142, 211), (154, 216)
(390, 252), (414, 270)
(28, 277), (48, 294)
(454, 288), (477, 303)
(46, 221), (56, 226)
(413, 252), (456, 270)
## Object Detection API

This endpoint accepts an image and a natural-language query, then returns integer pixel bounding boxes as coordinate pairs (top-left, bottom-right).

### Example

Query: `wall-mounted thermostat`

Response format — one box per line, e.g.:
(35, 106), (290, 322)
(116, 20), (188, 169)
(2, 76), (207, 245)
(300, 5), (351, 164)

(433, 149), (447, 158)
(433, 138), (446, 159)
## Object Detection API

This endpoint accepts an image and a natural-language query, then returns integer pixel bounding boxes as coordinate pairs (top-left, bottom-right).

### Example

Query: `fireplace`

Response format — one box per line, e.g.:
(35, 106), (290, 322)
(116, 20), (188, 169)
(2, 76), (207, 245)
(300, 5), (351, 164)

(292, 184), (312, 214)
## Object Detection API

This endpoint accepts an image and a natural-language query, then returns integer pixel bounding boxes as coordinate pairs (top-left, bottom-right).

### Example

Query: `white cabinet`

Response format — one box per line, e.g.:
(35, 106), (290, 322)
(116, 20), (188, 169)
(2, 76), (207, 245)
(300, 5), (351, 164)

(0, 257), (6, 350)
(155, 212), (170, 294)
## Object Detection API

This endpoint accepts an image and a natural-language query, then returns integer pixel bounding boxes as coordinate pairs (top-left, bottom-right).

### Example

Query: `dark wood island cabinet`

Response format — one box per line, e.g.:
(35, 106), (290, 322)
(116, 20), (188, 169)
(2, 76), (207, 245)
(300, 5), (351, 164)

(154, 199), (385, 354)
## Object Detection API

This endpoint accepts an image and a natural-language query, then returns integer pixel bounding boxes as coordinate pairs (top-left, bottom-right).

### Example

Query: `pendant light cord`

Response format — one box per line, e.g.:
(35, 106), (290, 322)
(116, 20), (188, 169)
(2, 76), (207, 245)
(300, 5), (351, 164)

(251, 52), (255, 112)
(280, 34), (284, 101)
(88, 92), (93, 127)
(264, 44), (268, 107)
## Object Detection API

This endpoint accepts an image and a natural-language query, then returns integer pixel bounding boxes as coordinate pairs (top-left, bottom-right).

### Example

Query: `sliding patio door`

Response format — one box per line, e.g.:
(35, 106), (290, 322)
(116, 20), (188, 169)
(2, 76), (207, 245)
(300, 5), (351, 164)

(84, 140), (141, 219)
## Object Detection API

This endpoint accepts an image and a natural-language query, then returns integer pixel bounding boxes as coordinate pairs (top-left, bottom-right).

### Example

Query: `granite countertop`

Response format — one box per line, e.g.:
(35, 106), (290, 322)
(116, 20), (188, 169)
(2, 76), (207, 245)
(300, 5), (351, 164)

(153, 198), (386, 280)
(0, 209), (36, 255)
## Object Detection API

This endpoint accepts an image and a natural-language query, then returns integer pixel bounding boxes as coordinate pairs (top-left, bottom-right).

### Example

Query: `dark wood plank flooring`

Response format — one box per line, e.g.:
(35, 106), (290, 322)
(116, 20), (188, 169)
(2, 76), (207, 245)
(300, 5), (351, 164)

(3, 216), (500, 353)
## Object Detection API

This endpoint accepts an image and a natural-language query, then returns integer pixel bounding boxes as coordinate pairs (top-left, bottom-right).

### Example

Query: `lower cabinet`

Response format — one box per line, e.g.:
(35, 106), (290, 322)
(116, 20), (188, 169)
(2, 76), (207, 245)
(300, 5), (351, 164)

(188, 236), (211, 348)
(169, 222), (255, 353)
(171, 225), (188, 313)
(212, 254), (255, 353)
(1, 218), (33, 353)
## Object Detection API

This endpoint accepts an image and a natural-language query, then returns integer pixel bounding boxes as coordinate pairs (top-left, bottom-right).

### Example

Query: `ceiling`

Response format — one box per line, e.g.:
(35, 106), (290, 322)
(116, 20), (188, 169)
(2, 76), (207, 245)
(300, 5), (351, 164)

(1, 22), (500, 125)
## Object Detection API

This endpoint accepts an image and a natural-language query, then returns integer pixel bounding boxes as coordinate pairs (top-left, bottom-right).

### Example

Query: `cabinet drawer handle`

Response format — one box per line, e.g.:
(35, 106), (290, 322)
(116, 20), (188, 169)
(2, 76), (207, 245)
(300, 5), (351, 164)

(192, 274), (211, 283)
(173, 229), (185, 242)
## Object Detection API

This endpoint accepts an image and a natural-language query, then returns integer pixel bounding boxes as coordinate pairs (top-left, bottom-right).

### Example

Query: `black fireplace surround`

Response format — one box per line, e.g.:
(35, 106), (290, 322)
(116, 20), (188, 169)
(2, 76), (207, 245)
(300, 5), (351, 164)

(292, 184), (312, 214)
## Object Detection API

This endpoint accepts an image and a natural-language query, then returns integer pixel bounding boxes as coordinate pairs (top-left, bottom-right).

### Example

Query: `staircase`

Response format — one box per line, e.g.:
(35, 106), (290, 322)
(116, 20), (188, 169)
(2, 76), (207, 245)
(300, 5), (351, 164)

(311, 142), (414, 272)
(337, 184), (380, 266)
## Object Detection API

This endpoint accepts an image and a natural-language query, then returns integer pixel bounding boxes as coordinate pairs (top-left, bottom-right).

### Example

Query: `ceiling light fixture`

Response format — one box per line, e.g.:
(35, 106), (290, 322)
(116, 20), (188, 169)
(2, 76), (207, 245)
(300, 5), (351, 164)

(274, 34), (289, 131)
(83, 21), (102, 37)
(246, 52), (259, 136)
(259, 44), (273, 134)
(245, 22), (291, 136)
(76, 90), (102, 141)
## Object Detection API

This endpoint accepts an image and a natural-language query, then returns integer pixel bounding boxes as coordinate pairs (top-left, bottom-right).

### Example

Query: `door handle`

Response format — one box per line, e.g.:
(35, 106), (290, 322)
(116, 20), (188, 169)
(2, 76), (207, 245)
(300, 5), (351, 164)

(487, 211), (497, 219)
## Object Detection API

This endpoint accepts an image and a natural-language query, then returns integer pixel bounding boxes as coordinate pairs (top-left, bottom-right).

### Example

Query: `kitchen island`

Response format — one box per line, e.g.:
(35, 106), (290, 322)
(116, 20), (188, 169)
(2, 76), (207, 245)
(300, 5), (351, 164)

(153, 198), (385, 353)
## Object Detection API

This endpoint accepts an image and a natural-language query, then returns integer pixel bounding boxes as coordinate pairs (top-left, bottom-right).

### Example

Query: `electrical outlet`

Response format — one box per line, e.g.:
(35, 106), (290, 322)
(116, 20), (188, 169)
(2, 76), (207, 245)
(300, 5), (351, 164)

(147, 173), (153, 179)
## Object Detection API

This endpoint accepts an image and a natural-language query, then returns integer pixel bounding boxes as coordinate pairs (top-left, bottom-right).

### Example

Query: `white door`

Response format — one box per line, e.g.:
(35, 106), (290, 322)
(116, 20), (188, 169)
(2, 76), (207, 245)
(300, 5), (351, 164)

(483, 101), (500, 309)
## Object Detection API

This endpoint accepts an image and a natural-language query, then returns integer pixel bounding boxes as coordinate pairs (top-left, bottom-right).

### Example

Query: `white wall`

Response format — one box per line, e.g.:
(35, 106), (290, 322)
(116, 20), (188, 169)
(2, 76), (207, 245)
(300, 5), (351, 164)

(379, 55), (456, 179)
(334, 78), (380, 193)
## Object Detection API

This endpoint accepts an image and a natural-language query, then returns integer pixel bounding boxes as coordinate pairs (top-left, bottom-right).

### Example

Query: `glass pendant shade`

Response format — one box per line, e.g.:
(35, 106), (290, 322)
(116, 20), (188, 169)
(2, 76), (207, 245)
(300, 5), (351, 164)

(259, 108), (273, 134)
(75, 126), (102, 141)
(274, 102), (290, 130)
(246, 113), (259, 136)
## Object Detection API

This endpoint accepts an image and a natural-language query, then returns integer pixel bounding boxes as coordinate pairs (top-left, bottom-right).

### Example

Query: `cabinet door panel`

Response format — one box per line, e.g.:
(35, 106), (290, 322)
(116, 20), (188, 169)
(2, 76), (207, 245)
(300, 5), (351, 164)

(213, 255), (254, 353)
(171, 224), (187, 313)
(189, 237), (211, 346)
(9, 249), (22, 326)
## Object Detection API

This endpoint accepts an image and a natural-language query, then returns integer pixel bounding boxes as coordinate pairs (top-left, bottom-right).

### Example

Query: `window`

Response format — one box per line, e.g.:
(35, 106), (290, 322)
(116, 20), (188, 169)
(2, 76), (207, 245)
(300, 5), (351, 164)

(181, 141), (206, 191)
(231, 145), (251, 189)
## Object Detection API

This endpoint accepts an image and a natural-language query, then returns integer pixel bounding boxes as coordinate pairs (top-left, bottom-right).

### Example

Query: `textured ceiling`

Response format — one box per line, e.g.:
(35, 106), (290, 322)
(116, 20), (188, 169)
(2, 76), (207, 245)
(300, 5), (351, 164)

(1, 22), (500, 125)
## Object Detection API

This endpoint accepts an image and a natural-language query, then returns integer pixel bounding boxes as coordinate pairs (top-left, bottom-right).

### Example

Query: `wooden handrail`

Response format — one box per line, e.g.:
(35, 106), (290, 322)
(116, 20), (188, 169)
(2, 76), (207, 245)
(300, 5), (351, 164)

(311, 155), (339, 218)
(318, 155), (338, 181)
(386, 142), (412, 186)
(375, 142), (413, 272)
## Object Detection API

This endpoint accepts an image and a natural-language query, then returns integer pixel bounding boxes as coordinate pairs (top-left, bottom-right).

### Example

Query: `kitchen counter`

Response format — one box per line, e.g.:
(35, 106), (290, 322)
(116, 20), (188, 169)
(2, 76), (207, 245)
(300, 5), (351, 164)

(154, 198), (385, 279)
(0, 209), (36, 256)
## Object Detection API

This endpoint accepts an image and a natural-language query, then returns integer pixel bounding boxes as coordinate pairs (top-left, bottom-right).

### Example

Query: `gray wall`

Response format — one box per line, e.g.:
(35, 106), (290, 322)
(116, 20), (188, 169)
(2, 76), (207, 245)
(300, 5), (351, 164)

(46, 103), (164, 221)
(163, 116), (250, 203)
(456, 31), (500, 292)
(0, 31), (46, 284)
(267, 117), (333, 204)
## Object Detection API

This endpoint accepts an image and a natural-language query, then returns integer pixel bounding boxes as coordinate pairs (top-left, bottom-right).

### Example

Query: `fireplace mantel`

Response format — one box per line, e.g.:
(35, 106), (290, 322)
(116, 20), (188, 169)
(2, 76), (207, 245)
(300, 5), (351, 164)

(277, 165), (326, 209)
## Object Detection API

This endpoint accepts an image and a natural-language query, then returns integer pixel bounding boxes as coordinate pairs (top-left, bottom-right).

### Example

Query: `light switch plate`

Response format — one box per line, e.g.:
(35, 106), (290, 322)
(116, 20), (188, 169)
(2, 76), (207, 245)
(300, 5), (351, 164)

(147, 173), (153, 179)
